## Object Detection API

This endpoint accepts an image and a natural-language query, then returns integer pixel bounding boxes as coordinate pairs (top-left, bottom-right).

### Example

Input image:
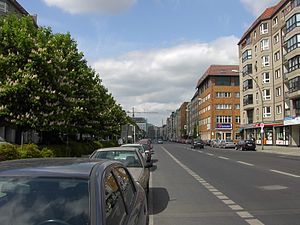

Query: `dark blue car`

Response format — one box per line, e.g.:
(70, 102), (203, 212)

(0, 158), (148, 225)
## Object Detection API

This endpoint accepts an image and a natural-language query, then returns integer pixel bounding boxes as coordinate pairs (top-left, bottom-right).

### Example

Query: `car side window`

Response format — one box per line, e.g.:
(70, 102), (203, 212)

(104, 172), (126, 225)
(113, 167), (135, 209)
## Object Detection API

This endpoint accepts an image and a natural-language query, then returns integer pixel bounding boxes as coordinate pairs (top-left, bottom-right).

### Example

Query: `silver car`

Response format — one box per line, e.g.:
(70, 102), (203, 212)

(90, 147), (151, 195)
(220, 139), (236, 149)
(121, 143), (151, 162)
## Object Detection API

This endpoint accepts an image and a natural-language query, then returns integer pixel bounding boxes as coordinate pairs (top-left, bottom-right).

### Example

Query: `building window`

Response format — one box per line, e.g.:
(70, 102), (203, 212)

(286, 13), (300, 33)
(216, 92), (231, 98)
(286, 34), (300, 53)
(216, 104), (232, 110)
(0, 2), (7, 13)
(260, 22), (268, 34)
(275, 69), (281, 79)
(215, 77), (231, 86)
(260, 39), (269, 51)
(243, 94), (253, 106)
(242, 49), (252, 62)
(263, 89), (271, 100)
(276, 87), (281, 96)
(262, 72), (270, 83)
(276, 105), (282, 114)
(274, 33), (280, 44)
(235, 92), (240, 98)
(254, 31), (257, 39)
(216, 116), (232, 123)
(235, 116), (241, 123)
(242, 64), (252, 76)
(262, 55), (270, 67)
(289, 76), (300, 93)
(235, 104), (240, 109)
(287, 55), (300, 72)
(243, 79), (253, 91)
(263, 106), (271, 117)
(274, 51), (280, 61)
(273, 17), (278, 26)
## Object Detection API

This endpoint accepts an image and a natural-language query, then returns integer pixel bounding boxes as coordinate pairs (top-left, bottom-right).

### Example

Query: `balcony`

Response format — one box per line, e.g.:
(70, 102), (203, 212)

(289, 89), (300, 99)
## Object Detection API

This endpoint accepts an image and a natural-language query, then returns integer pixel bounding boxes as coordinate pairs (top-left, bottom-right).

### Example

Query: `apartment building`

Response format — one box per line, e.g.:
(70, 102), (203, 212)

(196, 65), (240, 141)
(0, 0), (30, 16)
(238, 0), (300, 147)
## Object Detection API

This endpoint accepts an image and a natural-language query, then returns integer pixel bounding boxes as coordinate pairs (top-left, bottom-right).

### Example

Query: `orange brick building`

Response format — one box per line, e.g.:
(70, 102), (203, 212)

(196, 65), (241, 141)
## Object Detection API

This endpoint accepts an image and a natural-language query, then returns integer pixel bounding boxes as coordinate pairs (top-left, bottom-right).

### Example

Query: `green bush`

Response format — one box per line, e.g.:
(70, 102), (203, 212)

(0, 144), (20, 161)
(18, 144), (42, 158)
(40, 147), (55, 158)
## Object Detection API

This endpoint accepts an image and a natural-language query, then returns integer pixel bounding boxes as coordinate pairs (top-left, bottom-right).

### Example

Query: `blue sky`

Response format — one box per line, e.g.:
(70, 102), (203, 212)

(19, 0), (279, 126)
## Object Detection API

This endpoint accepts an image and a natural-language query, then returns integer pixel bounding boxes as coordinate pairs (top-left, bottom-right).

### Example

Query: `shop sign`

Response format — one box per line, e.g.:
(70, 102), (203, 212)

(216, 123), (232, 129)
(284, 116), (300, 125)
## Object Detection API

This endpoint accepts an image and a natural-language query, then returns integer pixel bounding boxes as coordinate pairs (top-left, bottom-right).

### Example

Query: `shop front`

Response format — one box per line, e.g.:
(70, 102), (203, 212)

(284, 116), (300, 147)
(215, 123), (232, 140)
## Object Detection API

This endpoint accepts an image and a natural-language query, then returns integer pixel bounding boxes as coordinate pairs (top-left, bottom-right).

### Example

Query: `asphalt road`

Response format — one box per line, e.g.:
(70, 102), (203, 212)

(148, 142), (300, 225)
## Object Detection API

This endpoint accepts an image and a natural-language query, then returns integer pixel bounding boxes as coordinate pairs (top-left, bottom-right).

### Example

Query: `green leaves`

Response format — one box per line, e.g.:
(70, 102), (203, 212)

(0, 14), (128, 137)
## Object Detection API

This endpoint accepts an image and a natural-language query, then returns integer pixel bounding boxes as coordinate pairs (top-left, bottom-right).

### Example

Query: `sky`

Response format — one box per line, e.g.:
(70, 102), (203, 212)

(18, 0), (279, 126)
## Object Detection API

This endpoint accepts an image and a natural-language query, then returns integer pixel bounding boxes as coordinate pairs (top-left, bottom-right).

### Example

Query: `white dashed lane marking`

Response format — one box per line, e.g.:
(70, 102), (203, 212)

(270, 169), (300, 178)
(237, 161), (254, 167)
(162, 147), (265, 225)
(218, 156), (229, 160)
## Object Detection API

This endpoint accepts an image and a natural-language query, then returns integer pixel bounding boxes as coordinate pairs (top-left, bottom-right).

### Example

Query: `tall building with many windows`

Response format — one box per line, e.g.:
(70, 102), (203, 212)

(196, 65), (240, 141)
(238, 0), (300, 147)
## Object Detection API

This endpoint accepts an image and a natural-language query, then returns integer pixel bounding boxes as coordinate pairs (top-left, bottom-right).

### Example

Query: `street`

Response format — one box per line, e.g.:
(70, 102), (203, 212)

(148, 143), (300, 225)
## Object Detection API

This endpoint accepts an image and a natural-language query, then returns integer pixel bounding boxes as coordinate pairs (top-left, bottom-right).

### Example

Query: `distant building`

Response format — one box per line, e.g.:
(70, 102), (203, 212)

(196, 65), (240, 141)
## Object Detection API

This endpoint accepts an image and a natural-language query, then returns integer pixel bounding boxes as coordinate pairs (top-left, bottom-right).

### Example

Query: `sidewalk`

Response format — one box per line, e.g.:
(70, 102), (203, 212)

(256, 145), (300, 156)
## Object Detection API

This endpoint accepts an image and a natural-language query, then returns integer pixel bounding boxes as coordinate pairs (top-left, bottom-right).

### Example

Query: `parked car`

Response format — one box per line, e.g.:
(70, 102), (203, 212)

(191, 140), (204, 149)
(157, 139), (163, 144)
(235, 139), (256, 151)
(0, 158), (148, 225)
(121, 143), (151, 162)
(213, 139), (222, 148)
(90, 147), (151, 195)
(220, 139), (236, 149)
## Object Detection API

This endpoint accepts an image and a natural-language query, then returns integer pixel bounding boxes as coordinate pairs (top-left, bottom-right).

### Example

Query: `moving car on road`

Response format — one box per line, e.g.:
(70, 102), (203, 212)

(191, 140), (204, 149)
(0, 158), (148, 225)
(235, 139), (256, 151)
(90, 147), (151, 195)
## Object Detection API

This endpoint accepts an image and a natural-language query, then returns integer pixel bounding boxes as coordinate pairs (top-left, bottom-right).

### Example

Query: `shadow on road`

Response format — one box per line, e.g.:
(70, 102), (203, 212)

(150, 164), (157, 172)
(149, 187), (169, 215)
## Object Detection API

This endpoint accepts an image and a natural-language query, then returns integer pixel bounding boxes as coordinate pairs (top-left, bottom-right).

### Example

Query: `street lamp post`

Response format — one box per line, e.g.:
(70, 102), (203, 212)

(232, 70), (264, 150)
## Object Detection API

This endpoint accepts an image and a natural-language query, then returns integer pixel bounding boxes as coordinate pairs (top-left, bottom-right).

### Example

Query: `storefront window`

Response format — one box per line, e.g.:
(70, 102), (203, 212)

(275, 127), (289, 145)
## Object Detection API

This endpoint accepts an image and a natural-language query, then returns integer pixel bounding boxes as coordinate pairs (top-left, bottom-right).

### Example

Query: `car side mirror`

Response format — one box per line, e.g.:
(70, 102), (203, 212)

(145, 162), (152, 168)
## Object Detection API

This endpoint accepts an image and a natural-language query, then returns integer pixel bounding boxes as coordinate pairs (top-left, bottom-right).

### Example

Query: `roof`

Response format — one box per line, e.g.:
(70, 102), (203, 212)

(8, 0), (30, 15)
(238, 0), (287, 45)
(196, 65), (239, 88)
(0, 158), (109, 178)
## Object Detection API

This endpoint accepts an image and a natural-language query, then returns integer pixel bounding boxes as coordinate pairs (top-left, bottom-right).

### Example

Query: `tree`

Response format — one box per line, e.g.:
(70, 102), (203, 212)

(0, 14), (128, 143)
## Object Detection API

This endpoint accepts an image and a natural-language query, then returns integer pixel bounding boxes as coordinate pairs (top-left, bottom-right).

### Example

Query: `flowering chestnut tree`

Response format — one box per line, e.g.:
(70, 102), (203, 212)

(0, 15), (128, 140)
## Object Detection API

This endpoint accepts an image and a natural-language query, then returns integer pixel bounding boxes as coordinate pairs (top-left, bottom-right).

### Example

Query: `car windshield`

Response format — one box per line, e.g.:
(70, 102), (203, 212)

(93, 151), (142, 168)
(0, 177), (89, 225)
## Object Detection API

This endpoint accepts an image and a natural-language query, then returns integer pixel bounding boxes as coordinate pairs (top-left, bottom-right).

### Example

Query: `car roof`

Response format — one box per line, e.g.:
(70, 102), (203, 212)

(122, 144), (142, 147)
(0, 158), (113, 178)
(95, 147), (138, 152)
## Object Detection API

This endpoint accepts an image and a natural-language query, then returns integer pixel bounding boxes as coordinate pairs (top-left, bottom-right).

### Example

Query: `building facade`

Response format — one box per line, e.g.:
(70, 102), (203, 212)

(196, 65), (240, 141)
(238, 0), (300, 146)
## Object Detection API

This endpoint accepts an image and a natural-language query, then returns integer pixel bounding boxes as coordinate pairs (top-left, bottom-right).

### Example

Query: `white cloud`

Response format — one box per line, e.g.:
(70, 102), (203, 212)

(43, 0), (137, 14)
(93, 36), (239, 126)
(240, 0), (279, 17)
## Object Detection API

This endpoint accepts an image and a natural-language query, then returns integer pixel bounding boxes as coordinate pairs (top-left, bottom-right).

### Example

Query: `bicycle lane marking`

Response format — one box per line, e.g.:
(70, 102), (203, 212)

(162, 146), (265, 225)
